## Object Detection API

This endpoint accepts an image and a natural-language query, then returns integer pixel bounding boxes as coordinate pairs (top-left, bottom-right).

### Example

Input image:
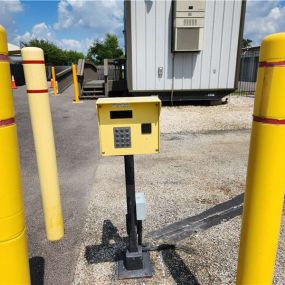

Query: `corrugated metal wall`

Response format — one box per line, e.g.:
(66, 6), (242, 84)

(128, 0), (242, 91)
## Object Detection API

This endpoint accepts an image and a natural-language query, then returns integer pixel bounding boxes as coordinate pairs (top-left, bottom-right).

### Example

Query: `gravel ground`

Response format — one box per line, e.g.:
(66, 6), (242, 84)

(72, 96), (285, 284)
(160, 96), (253, 134)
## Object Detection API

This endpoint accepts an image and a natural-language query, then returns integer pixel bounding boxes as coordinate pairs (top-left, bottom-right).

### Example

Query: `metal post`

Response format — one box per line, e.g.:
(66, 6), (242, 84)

(124, 155), (139, 252)
(0, 25), (31, 284)
(76, 59), (85, 96)
(72, 64), (80, 103)
(236, 33), (285, 284)
(22, 47), (64, 241)
(103, 58), (108, 97)
(118, 155), (152, 279)
(51, 66), (58, 96)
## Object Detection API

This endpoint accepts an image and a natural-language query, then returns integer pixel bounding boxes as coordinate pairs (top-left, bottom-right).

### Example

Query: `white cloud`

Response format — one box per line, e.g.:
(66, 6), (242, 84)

(60, 39), (81, 50)
(14, 22), (91, 53)
(58, 38), (91, 53)
(14, 22), (54, 44)
(244, 0), (285, 45)
(54, 0), (124, 33)
(0, 0), (23, 40)
(58, 38), (93, 52)
(13, 0), (124, 54)
(0, 0), (23, 15)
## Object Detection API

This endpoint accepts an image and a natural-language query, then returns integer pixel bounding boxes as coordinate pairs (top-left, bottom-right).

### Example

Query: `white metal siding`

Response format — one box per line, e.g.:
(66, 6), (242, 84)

(129, 0), (242, 91)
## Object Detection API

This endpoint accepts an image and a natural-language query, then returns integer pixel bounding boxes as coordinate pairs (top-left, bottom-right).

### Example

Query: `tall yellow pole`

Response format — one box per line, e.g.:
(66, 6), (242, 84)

(236, 33), (285, 284)
(72, 64), (80, 103)
(51, 66), (58, 96)
(0, 25), (31, 284)
(21, 47), (64, 241)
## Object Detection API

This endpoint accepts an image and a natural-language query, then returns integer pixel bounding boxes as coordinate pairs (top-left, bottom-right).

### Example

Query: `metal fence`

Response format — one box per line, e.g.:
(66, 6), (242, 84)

(96, 65), (126, 81)
(236, 47), (260, 96)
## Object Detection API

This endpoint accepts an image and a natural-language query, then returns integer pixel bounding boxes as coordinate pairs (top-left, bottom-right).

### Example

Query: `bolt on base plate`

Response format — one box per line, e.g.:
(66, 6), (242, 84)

(117, 251), (153, 279)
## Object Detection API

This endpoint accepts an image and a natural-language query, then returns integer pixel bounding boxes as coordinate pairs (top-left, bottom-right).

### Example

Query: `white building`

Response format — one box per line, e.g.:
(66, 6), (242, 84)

(124, 0), (246, 101)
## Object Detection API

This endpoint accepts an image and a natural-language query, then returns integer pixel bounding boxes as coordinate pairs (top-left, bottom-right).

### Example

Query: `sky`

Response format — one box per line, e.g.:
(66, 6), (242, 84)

(1, 0), (285, 54)
(1, 0), (124, 53)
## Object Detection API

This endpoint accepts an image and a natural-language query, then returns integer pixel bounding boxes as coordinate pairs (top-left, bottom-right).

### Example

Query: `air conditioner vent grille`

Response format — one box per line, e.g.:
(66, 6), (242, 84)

(183, 18), (197, 27)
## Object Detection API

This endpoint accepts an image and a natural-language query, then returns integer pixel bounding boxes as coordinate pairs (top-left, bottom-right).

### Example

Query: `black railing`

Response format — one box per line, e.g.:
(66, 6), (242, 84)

(46, 66), (74, 93)
(236, 47), (260, 96)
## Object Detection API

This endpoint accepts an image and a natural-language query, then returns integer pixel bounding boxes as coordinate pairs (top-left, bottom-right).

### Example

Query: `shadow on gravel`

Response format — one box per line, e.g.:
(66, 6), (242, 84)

(148, 193), (244, 241)
(162, 249), (200, 285)
(85, 220), (200, 284)
(162, 99), (227, 107)
(85, 220), (127, 264)
(29, 256), (45, 285)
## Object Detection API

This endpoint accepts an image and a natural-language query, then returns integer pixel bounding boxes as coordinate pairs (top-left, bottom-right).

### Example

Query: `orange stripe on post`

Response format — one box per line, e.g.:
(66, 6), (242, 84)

(259, 61), (285, 67)
(253, 115), (285, 125)
(0, 118), (15, 128)
(27, 89), (48, 94)
(22, 60), (45, 64)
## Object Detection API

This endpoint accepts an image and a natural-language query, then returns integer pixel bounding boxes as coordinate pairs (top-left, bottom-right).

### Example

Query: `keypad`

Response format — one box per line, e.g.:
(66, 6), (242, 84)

(113, 127), (131, 148)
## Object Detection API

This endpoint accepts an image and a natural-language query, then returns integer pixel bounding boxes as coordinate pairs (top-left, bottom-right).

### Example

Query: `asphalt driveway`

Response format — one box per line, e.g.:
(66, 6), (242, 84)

(13, 85), (100, 285)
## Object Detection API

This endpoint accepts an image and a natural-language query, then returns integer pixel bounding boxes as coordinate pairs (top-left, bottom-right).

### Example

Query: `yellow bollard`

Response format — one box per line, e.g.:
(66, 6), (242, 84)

(72, 64), (81, 103)
(22, 47), (64, 241)
(51, 66), (58, 96)
(236, 33), (285, 284)
(0, 25), (31, 284)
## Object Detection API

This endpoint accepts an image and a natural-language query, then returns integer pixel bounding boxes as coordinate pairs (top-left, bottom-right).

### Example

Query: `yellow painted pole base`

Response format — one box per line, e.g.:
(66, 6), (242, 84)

(0, 25), (31, 284)
(51, 67), (58, 96)
(0, 230), (30, 285)
(21, 48), (64, 241)
(237, 33), (285, 285)
(72, 100), (83, 104)
(72, 64), (80, 103)
(237, 122), (285, 284)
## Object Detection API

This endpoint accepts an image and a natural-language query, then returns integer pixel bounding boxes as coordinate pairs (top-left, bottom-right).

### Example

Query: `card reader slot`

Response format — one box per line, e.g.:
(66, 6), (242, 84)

(110, 110), (133, 119)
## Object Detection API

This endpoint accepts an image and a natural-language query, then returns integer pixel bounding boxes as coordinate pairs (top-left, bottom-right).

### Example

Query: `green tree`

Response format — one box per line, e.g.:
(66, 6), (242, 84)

(64, 50), (85, 65)
(242, 38), (252, 48)
(21, 39), (84, 65)
(87, 33), (124, 65)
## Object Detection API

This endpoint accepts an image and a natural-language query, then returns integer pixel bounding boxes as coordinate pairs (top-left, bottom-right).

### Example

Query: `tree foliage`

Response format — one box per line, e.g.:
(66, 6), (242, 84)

(21, 39), (84, 65)
(87, 33), (124, 65)
(242, 38), (253, 48)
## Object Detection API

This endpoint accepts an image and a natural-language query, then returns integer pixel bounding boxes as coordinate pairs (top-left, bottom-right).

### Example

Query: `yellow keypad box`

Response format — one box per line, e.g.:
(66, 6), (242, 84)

(96, 97), (161, 156)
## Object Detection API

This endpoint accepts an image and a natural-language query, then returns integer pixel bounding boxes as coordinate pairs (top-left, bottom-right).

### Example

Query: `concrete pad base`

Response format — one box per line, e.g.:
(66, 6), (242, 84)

(118, 251), (153, 279)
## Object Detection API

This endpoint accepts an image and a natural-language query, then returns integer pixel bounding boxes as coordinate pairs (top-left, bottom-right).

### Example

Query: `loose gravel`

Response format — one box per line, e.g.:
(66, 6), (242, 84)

(160, 96), (253, 134)
(72, 96), (285, 285)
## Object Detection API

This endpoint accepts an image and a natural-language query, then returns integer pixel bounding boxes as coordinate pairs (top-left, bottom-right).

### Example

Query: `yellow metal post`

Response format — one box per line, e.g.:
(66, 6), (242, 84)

(21, 47), (64, 241)
(72, 64), (80, 103)
(0, 25), (31, 284)
(236, 33), (285, 284)
(51, 66), (58, 96)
